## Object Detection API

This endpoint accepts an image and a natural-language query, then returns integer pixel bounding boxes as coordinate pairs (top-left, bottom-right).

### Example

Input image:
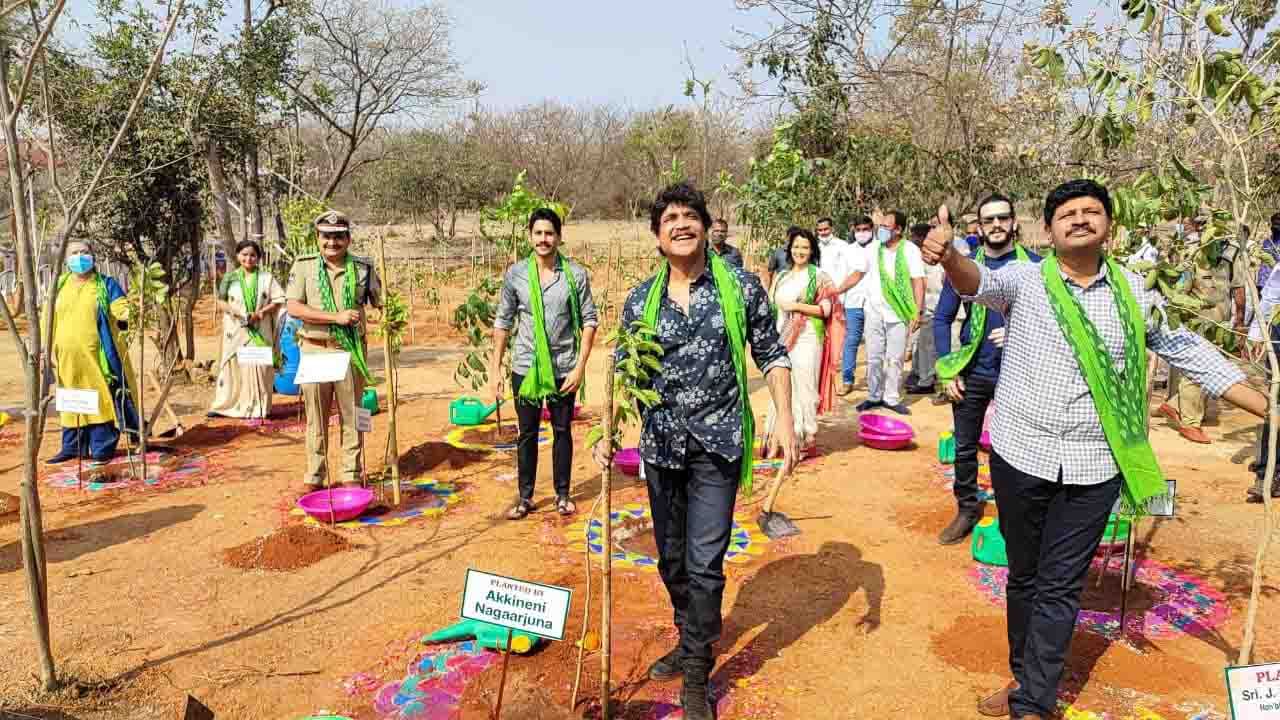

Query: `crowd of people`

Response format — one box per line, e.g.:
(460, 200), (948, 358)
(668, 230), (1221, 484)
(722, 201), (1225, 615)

(39, 180), (1279, 720)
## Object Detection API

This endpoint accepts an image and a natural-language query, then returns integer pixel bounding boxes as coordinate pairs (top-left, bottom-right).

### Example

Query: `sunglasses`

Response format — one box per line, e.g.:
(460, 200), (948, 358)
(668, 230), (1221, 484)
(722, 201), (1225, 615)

(980, 213), (1014, 225)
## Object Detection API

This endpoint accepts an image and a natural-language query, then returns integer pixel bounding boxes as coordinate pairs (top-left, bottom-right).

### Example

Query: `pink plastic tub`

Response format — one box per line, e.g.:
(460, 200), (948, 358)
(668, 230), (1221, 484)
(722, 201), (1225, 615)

(298, 487), (374, 523)
(858, 431), (913, 450)
(859, 413), (914, 438)
(615, 448), (641, 476)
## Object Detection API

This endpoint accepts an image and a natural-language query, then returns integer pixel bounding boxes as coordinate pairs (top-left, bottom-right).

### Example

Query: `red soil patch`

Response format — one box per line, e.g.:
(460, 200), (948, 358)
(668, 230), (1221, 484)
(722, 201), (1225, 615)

(400, 440), (490, 475)
(929, 613), (1217, 698)
(0, 491), (17, 526)
(615, 515), (659, 558)
(220, 525), (351, 571)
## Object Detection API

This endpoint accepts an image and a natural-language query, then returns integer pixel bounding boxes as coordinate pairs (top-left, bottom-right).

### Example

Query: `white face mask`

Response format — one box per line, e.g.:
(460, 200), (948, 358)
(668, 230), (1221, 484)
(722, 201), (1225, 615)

(854, 231), (873, 244)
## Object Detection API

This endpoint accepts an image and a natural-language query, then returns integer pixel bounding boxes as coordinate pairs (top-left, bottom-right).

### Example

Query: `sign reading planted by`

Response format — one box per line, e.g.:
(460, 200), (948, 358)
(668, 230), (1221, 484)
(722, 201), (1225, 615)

(460, 569), (571, 641)
(55, 388), (99, 415)
(1227, 663), (1280, 719)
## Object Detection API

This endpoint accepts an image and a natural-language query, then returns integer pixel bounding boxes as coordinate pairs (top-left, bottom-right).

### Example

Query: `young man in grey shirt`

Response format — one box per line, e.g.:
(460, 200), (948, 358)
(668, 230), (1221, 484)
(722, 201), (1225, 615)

(489, 208), (598, 519)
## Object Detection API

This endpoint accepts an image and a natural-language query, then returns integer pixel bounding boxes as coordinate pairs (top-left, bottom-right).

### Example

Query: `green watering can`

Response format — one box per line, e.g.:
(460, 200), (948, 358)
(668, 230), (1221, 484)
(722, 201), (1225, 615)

(423, 618), (541, 654)
(971, 516), (1008, 566)
(938, 431), (956, 464)
(449, 396), (502, 426)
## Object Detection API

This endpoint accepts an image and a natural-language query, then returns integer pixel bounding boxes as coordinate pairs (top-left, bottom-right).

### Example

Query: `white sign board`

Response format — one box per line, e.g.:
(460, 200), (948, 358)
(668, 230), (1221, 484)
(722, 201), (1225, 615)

(238, 346), (274, 367)
(356, 407), (373, 433)
(460, 569), (572, 641)
(54, 388), (99, 415)
(295, 351), (350, 384)
(1113, 479), (1177, 517)
(1226, 663), (1280, 719)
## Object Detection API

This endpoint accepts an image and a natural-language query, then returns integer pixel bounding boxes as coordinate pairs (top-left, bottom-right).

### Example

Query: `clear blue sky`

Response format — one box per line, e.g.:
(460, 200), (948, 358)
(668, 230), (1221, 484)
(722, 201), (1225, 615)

(449, 1), (769, 109)
(63, 0), (769, 111)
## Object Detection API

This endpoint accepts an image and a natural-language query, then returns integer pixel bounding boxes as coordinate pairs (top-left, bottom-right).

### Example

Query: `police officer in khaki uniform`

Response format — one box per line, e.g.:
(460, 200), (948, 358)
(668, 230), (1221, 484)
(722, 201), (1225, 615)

(1157, 223), (1246, 444)
(285, 210), (382, 490)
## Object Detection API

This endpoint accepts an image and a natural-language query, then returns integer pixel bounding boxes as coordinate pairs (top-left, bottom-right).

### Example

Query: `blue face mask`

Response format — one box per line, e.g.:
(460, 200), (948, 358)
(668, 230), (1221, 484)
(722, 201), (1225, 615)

(67, 254), (94, 274)
(876, 226), (893, 243)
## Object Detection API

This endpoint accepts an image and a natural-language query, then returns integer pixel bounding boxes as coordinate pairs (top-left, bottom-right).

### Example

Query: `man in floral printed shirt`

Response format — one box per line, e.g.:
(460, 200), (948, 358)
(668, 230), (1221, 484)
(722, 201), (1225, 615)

(597, 182), (796, 720)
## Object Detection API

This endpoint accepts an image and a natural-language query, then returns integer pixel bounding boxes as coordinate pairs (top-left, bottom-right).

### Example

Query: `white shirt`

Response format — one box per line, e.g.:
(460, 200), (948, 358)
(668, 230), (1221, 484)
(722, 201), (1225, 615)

(816, 235), (852, 306)
(863, 239), (926, 323)
(923, 263), (945, 314)
(843, 239), (873, 308)
(1126, 241), (1159, 267)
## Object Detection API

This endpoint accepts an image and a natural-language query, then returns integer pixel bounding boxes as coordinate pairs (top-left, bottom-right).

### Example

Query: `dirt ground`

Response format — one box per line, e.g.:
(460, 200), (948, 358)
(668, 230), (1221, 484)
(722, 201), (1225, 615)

(0, 223), (1277, 719)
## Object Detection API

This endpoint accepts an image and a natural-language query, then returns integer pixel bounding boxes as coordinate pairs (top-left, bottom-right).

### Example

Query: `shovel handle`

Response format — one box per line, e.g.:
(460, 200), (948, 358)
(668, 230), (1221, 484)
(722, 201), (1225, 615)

(762, 464), (789, 515)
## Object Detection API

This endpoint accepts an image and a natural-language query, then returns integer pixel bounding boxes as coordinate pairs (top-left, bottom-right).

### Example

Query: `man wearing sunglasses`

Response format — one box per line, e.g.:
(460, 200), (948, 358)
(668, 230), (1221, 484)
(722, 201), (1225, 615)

(932, 194), (1039, 545)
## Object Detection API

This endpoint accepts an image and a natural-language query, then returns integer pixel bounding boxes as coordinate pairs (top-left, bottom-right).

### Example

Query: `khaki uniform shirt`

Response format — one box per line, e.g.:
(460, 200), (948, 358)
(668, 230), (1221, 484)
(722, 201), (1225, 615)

(285, 254), (383, 342)
(1188, 242), (1245, 323)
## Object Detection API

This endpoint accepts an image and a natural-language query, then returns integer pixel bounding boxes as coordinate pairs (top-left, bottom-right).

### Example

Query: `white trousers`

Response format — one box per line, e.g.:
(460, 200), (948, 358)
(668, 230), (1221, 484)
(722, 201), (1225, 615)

(866, 310), (908, 405)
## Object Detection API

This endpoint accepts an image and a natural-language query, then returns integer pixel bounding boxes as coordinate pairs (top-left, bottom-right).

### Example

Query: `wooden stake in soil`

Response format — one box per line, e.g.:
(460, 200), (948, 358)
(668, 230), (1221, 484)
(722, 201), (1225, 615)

(494, 626), (515, 719)
(377, 233), (401, 507)
(599, 354), (616, 720)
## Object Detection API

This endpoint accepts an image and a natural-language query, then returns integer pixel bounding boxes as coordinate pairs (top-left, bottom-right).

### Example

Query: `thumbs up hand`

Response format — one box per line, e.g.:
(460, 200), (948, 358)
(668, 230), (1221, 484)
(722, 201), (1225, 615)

(922, 205), (954, 266)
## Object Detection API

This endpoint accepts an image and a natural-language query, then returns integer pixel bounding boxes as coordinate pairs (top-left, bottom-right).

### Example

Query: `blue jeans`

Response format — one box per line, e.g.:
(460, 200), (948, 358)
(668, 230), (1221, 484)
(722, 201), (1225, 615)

(842, 307), (865, 384)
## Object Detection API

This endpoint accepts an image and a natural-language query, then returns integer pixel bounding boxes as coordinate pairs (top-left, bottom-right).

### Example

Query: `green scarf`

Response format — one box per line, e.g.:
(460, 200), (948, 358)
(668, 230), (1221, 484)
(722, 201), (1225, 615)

(56, 272), (114, 384)
(642, 253), (755, 494)
(237, 269), (270, 348)
(1041, 255), (1165, 510)
(803, 265), (826, 344)
(878, 240), (917, 323)
(935, 245), (1030, 382)
(518, 254), (583, 402)
(317, 255), (373, 383)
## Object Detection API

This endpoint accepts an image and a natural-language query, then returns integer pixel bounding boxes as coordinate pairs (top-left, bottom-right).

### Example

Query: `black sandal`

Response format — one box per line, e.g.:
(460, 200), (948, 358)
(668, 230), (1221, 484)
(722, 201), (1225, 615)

(506, 499), (533, 520)
(556, 496), (576, 516)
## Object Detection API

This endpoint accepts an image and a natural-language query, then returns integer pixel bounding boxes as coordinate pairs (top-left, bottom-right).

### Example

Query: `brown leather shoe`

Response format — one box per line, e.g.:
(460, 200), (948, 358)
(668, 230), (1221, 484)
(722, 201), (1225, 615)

(978, 680), (1018, 717)
(1178, 425), (1211, 444)
(1155, 403), (1181, 423)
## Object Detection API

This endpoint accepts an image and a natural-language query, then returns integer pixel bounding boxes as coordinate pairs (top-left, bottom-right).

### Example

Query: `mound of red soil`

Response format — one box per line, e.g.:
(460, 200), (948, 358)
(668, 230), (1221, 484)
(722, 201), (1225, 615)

(220, 525), (350, 571)
(400, 440), (488, 474)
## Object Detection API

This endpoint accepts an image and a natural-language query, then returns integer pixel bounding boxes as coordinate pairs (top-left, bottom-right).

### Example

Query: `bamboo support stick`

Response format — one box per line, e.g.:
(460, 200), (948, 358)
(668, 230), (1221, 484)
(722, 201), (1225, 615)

(377, 233), (401, 507)
(599, 354), (615, 720)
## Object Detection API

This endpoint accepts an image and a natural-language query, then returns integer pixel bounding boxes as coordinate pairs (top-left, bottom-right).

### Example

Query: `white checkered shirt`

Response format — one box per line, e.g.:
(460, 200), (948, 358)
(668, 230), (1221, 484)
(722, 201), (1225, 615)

(967, 260), (1246, 485)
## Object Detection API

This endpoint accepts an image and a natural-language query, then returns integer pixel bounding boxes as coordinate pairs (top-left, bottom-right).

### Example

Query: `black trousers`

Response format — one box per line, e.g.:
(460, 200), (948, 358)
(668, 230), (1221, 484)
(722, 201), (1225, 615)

(511, 373), (575, 501)
(990, 449), (1121, 717)
(951, 374), (997, 513)
(645, 437), (741, 665)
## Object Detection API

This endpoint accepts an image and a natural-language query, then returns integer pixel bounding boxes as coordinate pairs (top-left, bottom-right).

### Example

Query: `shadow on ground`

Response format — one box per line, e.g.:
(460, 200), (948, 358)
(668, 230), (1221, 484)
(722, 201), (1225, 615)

(0, 504), (204, 574)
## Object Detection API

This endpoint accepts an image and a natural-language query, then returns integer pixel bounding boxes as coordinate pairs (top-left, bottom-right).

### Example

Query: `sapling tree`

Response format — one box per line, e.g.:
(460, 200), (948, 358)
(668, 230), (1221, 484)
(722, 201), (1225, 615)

(0, 0), (186, 690)
(479, 170), (571, 265)
(451, 277), (502, 391)
(1024, 0), (1279, 663)
(573, 319), (664, 718)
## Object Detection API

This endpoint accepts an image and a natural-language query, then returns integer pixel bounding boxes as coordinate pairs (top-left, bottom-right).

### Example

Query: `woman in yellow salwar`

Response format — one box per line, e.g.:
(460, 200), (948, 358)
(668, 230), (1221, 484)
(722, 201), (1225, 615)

(47, 241), (140, 464)
(208, 240), (285, 419)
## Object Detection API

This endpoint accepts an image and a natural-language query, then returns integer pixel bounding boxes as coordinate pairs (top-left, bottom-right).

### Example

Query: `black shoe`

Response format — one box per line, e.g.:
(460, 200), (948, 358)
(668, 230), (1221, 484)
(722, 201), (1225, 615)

(885, 403), (911, 416)
(680, 661), (715, 720)
(45, 452), (77, 465)
(938, 508), (984, 545)
(905, 384), (935, 395)
(648, 646), (684, 681)
(855, 400), (883, 412)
